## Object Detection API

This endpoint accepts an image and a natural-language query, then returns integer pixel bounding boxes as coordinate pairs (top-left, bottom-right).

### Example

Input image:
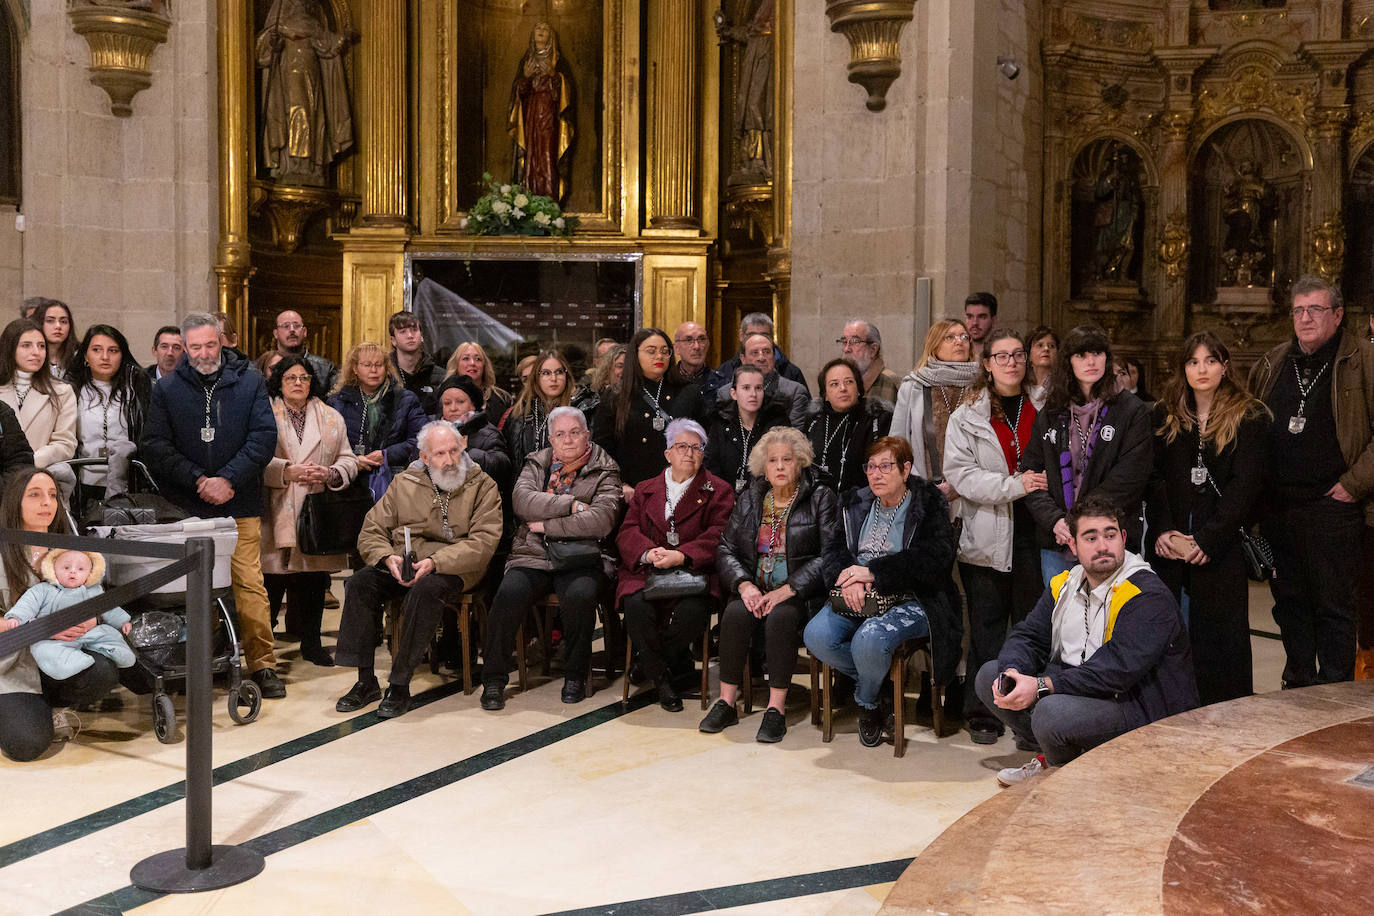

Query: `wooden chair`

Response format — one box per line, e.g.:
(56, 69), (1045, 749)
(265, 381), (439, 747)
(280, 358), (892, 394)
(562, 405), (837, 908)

(737, 652), (823, 726)
(816, 636), (942, 757)
(388, 590), (487, 694)
(516, 588), (621, 700)
(621, 616), (714, 710)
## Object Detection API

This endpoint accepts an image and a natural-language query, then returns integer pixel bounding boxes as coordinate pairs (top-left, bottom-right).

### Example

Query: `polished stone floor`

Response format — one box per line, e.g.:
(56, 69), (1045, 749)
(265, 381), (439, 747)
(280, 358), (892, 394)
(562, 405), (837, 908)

(1, 583), (1288, 914)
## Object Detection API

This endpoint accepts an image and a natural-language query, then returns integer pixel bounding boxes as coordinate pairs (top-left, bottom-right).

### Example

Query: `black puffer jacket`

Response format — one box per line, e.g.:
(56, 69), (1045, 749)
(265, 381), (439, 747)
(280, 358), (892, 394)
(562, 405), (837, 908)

(717, 469), (845, 616)
(705, 398), (789, 492)
(457, 411), (512, 490)
(836, 477), (962, 684)
(504, 401), (559, 473)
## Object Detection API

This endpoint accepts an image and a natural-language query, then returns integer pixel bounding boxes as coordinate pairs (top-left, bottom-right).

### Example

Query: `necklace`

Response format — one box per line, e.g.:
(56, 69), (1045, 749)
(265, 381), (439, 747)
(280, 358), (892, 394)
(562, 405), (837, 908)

(759, 489), (796, 576)
(735, 419), (755, 491)
(532, 399), (548, 449)
(357, 386), (384, 452)
(424, 467), (455, 539)
(1069, 406), (1101, 479)
(1288, 358), (1329, 434)
(641, 377), (669, 431)
(817, 412), (852, 482)
(99, 386), (112, 457)
(858, 489), (908, 560)
(936, 385), (958, 414)
(1191, 413), (1209, 486)
(1003, 395), (1025, 465)
(201, 377), (220, 442)
(664, 473), (693, 546)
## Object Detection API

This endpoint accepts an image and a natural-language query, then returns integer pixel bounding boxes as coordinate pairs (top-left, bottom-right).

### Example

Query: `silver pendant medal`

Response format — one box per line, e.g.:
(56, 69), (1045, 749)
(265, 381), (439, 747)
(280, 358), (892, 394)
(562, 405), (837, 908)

(1190, 466), (1208, 486)
(652, 415), (666, 432)
(201, 426), (216, 443)
(1288, 415), (1306, 434)
(666, 529), (680, 547)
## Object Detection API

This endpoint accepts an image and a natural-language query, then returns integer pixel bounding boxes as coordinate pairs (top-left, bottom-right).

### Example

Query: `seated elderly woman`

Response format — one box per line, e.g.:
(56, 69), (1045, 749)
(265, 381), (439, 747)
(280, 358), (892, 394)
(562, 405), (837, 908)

(702, 426), (843, 743)
(481, 406), (623, 710)
(802, 436), (961, 748)
(616, 418), (736, 711)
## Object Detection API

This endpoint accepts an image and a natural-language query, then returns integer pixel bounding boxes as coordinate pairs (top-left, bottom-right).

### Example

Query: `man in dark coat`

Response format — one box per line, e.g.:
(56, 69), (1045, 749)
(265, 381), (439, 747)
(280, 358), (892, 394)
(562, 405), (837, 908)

(388, 310), (445, 416)
(141, 313), (285, 698)
(702, 312), (810, 403)
(976, 494), (1197, 787)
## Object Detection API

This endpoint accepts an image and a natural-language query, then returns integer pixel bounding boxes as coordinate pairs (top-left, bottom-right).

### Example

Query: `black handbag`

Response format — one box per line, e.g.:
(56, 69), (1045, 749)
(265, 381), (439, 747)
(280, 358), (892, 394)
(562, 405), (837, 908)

(297, 480), (372, 556)
(1202, 468), (1274, 582)
(827, 585), (914, 620)
(643, 567), (709, 601)
(545, 537), (603, 572)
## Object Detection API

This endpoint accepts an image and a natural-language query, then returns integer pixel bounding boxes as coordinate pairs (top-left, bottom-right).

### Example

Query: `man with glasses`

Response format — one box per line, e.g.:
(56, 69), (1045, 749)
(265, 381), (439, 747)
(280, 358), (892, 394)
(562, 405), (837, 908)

(702, 312), (811, 403)
(673, 321), (711, 385)
(1249, 275), (1374, 687)
(837, 319), (900, 409)
(716, 332), (810, 426)
(271, 309), (338, 392)
(387, 310), (444, 415)
(964, 292), (998, 360)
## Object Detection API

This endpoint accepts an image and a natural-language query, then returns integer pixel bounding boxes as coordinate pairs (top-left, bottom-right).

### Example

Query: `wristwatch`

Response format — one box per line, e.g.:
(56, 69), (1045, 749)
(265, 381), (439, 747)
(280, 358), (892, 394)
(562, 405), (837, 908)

(1036, 676), (1051, 699)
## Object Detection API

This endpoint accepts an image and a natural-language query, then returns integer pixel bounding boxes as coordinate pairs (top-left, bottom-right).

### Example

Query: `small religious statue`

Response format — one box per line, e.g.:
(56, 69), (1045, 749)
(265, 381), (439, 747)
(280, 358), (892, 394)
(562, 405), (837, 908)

(716, 0), (775, 184)
(1215, 149), (1274, 287)
(1091, 145), (1142, 283)
(509, 21), (575, 203)
(255, 0), (355, 187)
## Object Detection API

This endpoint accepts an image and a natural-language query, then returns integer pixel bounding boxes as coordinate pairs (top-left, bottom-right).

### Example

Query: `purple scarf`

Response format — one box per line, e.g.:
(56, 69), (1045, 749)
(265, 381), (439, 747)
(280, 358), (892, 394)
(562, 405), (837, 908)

(1059, 400), (1106, 510)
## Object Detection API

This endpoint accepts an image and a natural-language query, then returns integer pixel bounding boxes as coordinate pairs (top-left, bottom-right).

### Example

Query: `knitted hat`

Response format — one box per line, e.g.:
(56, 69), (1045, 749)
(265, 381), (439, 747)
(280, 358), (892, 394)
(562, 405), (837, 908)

(437, 374), (485, 411)
(40, 549), (105, 588)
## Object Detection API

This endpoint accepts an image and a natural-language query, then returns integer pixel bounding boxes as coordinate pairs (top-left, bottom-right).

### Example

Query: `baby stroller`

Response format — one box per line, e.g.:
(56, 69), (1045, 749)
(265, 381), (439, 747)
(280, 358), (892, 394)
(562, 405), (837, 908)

(69, 458), (262, 743)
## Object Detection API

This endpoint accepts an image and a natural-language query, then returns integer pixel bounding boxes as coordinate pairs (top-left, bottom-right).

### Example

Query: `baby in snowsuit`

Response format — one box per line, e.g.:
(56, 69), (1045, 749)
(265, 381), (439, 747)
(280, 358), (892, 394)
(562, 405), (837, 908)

(1, 549), (136, 679)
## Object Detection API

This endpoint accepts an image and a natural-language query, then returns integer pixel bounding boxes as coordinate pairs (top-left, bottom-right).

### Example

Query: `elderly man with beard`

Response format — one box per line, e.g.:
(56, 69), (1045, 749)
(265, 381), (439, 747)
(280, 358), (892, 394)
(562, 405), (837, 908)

(975, 493), (1197, 787)
(141, 312), (285, 697)
(333, 421), (502, 718)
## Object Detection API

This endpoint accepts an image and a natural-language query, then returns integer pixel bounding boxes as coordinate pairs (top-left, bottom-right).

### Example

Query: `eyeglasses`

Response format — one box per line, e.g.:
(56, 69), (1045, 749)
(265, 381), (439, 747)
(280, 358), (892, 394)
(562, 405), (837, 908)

(276, 322), (305, 331)
(669, 443), (705, 455)
(357, 361), (386, 370)
(988, 351), (1027, 366)
(943, 333), (971, 342)
(640, 346), (672, 357)
(551, 428), (588, 440)
(675, 336), (708, 345)
(1290, 306), (1334, 319)
(539, 367), (567, 378)
(864, 461), (899, 474)
(836, 337), (875, 348)
(281, 374), (312, 384)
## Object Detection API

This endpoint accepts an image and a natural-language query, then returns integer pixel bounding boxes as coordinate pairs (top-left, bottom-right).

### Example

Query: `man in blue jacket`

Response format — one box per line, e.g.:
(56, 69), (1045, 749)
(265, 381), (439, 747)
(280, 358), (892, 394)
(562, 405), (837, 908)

(141, 313), (285, 698)
(975, 493), (1197, 786)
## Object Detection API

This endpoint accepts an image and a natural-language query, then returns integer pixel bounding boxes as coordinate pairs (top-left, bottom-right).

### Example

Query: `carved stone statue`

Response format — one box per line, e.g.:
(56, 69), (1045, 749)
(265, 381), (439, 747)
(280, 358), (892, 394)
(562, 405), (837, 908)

(1216, 151), (1274, 286)
(1092, 145), (1141, 283)
(716, 0), (775, 184)
(255, 0), (354, 187)
(508, 21), (574, 203)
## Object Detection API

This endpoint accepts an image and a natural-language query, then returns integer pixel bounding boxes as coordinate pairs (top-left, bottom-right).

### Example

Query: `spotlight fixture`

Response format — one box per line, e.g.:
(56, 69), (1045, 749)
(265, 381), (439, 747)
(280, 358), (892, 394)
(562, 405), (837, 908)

(997, 56), (1020, 80)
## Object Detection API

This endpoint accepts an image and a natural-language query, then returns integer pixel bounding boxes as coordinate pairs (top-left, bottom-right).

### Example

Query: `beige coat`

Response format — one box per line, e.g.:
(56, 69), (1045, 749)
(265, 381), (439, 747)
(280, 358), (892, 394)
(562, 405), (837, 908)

(260, 398), (360, 575)
(507, 444), (623, 578)
(0, 381), (78, 468)
(356, 453), (502, 590)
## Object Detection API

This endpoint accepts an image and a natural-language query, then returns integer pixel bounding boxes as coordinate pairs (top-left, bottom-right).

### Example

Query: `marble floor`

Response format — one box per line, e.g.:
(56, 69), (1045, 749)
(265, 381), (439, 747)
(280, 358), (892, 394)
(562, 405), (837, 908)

(1, 582), (1288, 915)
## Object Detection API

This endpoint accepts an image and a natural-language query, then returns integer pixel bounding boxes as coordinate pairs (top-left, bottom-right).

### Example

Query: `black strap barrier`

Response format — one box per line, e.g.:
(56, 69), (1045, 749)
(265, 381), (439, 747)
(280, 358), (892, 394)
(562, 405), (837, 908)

(0, 528), (265, 892)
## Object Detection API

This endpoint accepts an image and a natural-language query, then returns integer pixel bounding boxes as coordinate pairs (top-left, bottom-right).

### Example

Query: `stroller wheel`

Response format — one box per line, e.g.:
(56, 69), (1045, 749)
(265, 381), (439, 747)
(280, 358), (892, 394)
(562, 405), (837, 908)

(229, 679), (262, 725)
(153, 694), (179, 744)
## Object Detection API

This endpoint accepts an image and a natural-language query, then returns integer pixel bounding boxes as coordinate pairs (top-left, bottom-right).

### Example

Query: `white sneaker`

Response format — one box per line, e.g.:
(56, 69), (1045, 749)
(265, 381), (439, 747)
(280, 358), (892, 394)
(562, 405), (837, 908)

(51, 709), (81, 744)
(997, 753), (1048, 787)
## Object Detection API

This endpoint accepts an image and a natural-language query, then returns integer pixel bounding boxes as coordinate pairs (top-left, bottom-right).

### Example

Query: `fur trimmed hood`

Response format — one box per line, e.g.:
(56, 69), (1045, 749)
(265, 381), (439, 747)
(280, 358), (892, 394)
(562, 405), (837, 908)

(40, 549), (106, 588)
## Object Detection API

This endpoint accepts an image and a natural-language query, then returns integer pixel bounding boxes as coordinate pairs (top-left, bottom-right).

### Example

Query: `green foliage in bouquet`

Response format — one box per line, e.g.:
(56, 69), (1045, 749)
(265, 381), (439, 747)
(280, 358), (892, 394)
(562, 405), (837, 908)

(465, 173), (576, 237)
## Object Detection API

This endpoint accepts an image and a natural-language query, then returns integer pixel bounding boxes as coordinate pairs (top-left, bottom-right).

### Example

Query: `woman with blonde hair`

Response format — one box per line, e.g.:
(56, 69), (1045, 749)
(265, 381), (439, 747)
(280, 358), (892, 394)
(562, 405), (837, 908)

(574, 344), (625, 431)
(891, 319), (978, 501)
(446, 342), (513, 425)
(506, 350), (575, 470)
(328, 341), (428, 486)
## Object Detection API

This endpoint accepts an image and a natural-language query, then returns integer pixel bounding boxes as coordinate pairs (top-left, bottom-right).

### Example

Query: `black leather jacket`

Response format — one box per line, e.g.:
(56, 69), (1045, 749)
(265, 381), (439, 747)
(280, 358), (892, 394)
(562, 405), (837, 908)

(716, 468), (845, 615)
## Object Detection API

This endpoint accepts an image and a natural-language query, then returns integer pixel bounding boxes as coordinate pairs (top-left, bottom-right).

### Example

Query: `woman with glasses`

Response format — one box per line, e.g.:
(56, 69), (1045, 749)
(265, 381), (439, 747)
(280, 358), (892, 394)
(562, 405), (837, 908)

(803, 436), (959, 748)
(506, 350), (575, 471)
(594, 328), (704, 499)
(261, 356), (360, 666)
(1021, 323), (1152, 584)
(1147, 331), (1269, 705)
(943, 329), (1048, 744)
(446, 342), (514, 426)
(65, 324), (151, 495)
(703, 427), (843, 743)
(892, 319), (979, 504)
(617, 418), (736, 711)
(328, 342), (429, 488)
(802, 357), (892, 494)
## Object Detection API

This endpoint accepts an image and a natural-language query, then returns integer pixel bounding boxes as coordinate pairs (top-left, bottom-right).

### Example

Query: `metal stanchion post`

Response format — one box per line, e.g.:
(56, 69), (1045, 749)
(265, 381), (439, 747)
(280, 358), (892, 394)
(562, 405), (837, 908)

(131, 537), (265, 892)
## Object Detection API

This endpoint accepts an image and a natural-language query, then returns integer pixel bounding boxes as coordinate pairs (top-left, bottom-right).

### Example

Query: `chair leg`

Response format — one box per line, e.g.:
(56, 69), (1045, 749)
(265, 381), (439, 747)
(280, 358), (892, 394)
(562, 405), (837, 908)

(892, 653), (906, 758)
(460, 597), (473, 695)
(808, 654), (821, 727)
(700, 626), (711, 710)
(622, 634), (633, 704)
(515, 623), (529, 693)
(821, 662), (834, 742)
(928, 649), (945, 739)
(742, 657), (753, 714)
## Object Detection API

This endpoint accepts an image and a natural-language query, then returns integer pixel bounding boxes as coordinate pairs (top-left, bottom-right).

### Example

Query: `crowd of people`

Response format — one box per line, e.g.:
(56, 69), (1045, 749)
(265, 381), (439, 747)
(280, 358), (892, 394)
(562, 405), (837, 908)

(2, 281), (1373, 791)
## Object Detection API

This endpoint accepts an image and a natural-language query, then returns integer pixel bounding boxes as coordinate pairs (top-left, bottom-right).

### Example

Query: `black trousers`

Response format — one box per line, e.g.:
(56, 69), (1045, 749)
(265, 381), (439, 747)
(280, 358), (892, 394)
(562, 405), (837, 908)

(1263, 496), (1365, 686)
(717, 597), (804, 690)
(483, 566), (602, 686)
(960, 524), (1041, 723)
(334, 565), (467, 687)
(264, 572), (331, 653)
(1357, 526), (1374, 652)
(0, 654), (118, 762)
(621, 591), (710, 684)
(1156, 547), (1253, 707)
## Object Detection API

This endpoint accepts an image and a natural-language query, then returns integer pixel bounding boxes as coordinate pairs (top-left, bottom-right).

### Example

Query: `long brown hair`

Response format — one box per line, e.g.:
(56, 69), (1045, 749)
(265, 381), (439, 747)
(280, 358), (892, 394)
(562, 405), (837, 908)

(1157, 331), (1270, 453)
(962, 328), (1035, 426)
(1044, 323), (1118, 416)
(512, 350), (573, 417)
(1, 469), (74, 606)
(0, 319), (60, 394)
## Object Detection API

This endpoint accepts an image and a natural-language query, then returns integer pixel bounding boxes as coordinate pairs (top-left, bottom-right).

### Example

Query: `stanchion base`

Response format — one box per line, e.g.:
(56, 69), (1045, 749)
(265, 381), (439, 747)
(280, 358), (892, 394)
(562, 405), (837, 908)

(131, 845), (265, 893)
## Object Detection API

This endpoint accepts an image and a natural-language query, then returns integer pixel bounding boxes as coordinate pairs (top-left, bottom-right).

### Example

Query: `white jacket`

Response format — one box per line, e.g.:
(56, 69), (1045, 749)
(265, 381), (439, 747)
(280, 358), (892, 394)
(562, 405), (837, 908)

(942, 389), (1041, 571)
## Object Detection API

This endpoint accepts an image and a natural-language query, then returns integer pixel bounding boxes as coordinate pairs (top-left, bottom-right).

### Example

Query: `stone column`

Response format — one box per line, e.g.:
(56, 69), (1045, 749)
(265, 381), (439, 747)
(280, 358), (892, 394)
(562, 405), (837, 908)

(215, 0), (253, 333)
(645, 0), (700, 231)
(359, 0), (408, 227)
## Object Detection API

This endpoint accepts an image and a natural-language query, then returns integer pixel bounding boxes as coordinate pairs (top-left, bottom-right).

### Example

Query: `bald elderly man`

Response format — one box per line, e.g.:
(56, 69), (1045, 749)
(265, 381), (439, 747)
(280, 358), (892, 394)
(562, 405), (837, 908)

(272, 309), (338, 392)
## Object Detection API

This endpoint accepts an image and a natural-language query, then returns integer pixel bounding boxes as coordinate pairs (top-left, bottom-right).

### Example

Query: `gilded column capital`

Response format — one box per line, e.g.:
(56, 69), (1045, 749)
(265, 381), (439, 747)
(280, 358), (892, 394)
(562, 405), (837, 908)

(1310, 106), (1349, 142)
(824, 0), (916, 112)
(1157, 210), (1189, 285)
(1160, 111), (1192, 143)
(68, 3), (170, 117)
(646, 0), (701, 231)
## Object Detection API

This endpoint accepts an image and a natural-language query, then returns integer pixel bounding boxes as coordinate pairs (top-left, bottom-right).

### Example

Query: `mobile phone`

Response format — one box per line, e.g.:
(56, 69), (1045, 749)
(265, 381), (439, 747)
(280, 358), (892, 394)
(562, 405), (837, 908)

(996, 673), (1016, 695)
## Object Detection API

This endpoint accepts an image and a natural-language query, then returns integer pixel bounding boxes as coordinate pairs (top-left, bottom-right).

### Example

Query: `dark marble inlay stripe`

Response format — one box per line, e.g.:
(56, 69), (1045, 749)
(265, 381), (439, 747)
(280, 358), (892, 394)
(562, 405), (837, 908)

(59, 691), (657, 913)
(1249, 628), (1282, 641)
(540, 857), (915, 915)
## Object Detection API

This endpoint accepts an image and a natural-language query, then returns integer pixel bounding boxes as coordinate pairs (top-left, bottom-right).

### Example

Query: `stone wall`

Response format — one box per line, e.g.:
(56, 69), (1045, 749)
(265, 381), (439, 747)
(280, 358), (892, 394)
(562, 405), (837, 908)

(0, 4), (215, 357)
(790, 0), (1042, 380)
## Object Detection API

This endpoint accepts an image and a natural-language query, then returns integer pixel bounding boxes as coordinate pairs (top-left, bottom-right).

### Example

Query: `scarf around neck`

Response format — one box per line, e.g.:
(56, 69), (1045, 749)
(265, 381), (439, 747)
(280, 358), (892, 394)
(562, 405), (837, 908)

(548, 445), (593, 495)
(910, 358), (978, 389)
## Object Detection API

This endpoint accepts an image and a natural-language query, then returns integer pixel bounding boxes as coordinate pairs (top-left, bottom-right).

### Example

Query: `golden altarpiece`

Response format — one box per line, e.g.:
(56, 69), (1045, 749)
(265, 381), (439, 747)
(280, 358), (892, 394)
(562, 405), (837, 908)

(1043, 0), (1374, 374)
(213, 0), (792, 379)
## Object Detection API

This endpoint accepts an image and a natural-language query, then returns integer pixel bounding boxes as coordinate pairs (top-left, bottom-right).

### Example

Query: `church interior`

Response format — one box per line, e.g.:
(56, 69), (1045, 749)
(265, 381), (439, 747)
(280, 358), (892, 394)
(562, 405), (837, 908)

(4, 1), (1374, 913)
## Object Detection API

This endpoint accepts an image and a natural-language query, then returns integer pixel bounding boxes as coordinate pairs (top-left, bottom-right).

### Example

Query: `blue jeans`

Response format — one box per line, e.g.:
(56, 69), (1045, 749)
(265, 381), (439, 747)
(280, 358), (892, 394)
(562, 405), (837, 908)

(1040, 548), (1075, 587)
(803, 601), (929, 709)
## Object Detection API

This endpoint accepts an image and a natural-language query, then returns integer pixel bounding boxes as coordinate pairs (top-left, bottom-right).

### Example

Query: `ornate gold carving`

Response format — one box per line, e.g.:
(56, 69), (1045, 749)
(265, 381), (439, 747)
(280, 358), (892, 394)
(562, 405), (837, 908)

(1161, 111), (1191, 143)
(1311, 215), (1344, 285)
(68, 4), (171, 118)
(1196, 66), (1312, 131)
(1158, 210), (1190, 284)
(1351, 110), (1374, 157)
(250, 183), (333, 253)
(724, 182), (774, 246)
(1056, 14), (1153, 52)
(216, 0), (253, 339)
(824, 0), (916, 112)
(1309, 106), (1348, 142)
